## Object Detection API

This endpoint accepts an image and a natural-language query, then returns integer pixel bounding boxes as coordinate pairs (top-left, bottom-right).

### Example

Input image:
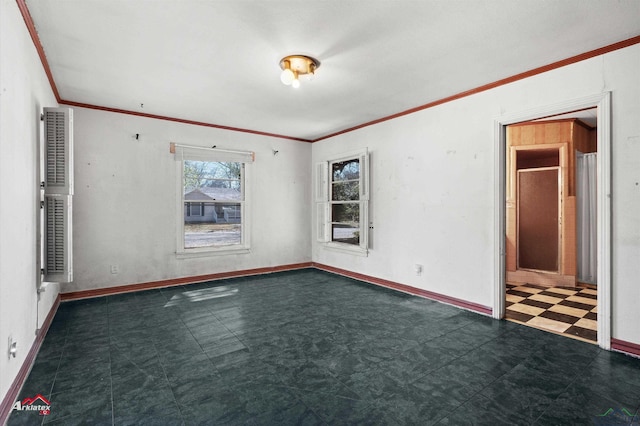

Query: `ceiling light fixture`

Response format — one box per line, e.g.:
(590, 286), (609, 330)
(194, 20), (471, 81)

(279, 55), (320, 88)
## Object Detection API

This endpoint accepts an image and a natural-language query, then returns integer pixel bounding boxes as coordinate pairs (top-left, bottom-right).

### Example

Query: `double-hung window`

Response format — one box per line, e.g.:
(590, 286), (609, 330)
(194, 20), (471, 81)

(316, 149), (369, 255)
(173, 143), (253, 256)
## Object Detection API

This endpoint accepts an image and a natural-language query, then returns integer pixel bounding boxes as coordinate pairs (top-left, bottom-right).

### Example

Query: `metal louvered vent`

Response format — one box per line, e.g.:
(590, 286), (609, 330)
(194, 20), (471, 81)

(42, 107), (73, 283)
(45, 197), (65, 273)
(43, 193), (72, 282)
(45, 110), (67, 187)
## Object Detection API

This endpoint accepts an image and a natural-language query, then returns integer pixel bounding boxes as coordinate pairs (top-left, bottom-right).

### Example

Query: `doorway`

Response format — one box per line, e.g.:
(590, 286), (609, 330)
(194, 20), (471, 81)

(493, 93), (611, 349)
(504, 118), (597, 342)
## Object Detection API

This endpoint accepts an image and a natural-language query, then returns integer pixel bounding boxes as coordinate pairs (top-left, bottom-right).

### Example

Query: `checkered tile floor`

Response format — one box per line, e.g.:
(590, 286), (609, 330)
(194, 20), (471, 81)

(505, 283), (597, 343)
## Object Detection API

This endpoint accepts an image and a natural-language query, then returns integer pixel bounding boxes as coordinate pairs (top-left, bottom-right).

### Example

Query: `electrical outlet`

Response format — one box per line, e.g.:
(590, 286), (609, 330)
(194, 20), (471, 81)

(110, 265), (119, 274)
(414, 264), (423, 276)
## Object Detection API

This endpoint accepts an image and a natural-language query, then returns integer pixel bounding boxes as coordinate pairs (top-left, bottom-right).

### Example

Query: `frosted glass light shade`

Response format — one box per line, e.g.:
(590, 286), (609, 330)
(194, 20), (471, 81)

(280, 68), (294, 85)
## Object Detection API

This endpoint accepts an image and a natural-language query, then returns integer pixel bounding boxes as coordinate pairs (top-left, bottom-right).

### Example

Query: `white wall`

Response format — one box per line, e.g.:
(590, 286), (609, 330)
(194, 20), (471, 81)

(1, 7), (638, 411)
(0, 0), (60, 403)
(65, 107), (311, 293)
(312, 44), (640, 345)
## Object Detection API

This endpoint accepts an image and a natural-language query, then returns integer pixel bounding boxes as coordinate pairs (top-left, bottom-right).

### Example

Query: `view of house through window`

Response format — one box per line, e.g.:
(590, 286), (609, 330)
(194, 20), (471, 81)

(331, 158), (360, 245)
(183, 160), (243, 248)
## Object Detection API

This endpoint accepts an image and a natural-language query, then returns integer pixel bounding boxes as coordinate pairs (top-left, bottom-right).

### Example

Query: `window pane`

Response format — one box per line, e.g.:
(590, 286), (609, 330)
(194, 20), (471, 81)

(332, 159), (359, 182)
(184, 202), (242, 248)
(332, 181), (359, 201)
(184, 160), (241, 195)
(331, 203), (359, 224)
(332, 224), (360, 245)
(183, 159), (243, 250)
(187, 202), (203, 216)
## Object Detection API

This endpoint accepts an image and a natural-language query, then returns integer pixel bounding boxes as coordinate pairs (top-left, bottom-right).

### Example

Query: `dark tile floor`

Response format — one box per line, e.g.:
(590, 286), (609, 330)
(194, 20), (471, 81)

(7, 269), (640, 425)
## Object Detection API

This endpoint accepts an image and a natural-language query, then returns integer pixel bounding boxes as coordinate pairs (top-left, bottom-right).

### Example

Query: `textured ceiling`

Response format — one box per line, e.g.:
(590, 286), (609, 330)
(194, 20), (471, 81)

(24, 0), (640, 141)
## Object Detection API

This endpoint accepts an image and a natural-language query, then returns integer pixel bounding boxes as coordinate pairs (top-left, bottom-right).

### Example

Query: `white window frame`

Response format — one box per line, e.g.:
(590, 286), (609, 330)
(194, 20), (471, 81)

(173, 143), (253, 258)
(316, 148), (369, 256)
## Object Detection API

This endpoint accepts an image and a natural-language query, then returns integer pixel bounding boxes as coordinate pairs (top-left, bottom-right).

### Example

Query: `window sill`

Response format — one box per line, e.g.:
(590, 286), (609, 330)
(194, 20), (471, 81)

(323, 242), (368, 257)
(176, 246), (250, 259)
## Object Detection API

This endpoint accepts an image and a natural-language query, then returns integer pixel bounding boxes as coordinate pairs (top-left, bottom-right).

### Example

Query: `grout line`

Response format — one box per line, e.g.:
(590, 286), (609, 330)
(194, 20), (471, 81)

(430, 327), (528, 424)
(530, 346), (603, 425)
(25, 271), (630, 424)
(152, 341), (185, 422)
(38, 320), (69, 426)
(130, 297), (187, 421)
(107, 315), (115, 426)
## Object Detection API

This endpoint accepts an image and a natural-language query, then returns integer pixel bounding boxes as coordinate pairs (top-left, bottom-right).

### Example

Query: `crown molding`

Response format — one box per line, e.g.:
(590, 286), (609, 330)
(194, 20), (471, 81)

(16, 1), (640, 143)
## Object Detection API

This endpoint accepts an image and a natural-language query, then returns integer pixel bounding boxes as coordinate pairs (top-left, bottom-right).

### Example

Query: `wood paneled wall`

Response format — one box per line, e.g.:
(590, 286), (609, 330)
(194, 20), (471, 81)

(505, 119), (594, 287)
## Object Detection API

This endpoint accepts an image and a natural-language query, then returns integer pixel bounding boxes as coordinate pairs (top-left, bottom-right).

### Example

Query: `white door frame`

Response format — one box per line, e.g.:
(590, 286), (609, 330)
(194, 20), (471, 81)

(493, 92), (611, 349)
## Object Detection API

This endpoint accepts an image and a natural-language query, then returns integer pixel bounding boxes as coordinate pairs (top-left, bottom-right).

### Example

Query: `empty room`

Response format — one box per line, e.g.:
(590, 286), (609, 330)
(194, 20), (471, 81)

(2, 0), (640, 424)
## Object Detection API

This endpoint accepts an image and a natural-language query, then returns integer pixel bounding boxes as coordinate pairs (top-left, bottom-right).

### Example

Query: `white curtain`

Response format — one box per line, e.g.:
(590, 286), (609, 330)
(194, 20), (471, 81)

(576, 152), (597, 284)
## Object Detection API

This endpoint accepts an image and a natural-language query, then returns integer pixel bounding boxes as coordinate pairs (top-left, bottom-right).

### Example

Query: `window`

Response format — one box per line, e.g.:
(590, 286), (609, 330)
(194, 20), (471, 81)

(173, 144), (253, 256)
(186, 202), (204, 217)
(331, 158), (361, 245)
(316, 149), (369, 255)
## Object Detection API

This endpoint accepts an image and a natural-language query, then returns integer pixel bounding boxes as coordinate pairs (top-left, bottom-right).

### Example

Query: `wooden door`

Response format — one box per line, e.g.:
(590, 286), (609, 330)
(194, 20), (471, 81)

(517, 167), (560, 272)
(506, 143), (575, 287)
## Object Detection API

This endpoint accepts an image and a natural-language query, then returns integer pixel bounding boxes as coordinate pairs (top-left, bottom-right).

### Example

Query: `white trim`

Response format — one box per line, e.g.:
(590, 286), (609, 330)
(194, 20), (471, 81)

(176, 247), (250, 259)
(316, 202), (329, 242)
(493, 92), (611, 349)
(315, 161), (329, 203)
(172, 142), (254, 163)
(493, 121), (507, 320)
(324, 241), (369, 257)
(321, 148), (370, 256)
(595, 93), (612, 350)
(329, 148), (370, 164)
